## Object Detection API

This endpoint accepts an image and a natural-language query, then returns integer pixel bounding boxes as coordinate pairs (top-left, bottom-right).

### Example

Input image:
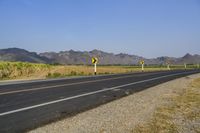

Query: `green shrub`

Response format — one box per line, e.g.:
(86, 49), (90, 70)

(46, 72), (62, 78)
(70, 71), (77, 76)
(80, 71), (84, 75)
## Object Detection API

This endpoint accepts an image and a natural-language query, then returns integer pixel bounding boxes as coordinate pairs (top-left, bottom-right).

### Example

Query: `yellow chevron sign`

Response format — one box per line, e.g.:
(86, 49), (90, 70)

(140, 60), (144, 65)
(92, 57), (98, 64)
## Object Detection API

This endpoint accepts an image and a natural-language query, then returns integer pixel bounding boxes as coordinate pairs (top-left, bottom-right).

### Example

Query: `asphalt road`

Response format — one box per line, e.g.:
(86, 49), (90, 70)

(0, 69), (199, 133)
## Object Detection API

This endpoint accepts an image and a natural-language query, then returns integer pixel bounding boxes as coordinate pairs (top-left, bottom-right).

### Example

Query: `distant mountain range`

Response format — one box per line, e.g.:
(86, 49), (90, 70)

(0, 48), (200, 65)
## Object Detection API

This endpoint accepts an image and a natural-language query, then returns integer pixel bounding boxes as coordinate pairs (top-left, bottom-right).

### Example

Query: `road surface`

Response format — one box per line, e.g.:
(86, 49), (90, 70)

(0, 70), (199, 132)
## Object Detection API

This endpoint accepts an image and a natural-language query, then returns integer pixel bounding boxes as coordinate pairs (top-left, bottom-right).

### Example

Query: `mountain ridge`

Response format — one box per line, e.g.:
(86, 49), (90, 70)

(0, 48), (199, 65)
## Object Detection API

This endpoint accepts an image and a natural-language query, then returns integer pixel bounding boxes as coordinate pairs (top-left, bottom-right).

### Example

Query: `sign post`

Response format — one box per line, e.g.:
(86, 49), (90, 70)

(140, 60), (145, 72)
(92, 57), (98, 75)
(167, 64), (170, 70)
(94, 63), (97, 75)
(166, 61), (170, 70)
(142, 64), (144, 71)
(184, 63), (187, 69)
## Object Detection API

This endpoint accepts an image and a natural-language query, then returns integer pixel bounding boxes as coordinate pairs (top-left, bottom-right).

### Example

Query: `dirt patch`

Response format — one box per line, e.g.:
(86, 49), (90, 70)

(28, 73), (200, 133)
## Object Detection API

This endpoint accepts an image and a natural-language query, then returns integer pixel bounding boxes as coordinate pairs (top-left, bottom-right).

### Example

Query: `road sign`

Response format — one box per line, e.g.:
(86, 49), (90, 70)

(92, 57), (98, 64)
(139, 60), (145, 71)
(92, 57), (98, 75)
(140, 60), (144, 65)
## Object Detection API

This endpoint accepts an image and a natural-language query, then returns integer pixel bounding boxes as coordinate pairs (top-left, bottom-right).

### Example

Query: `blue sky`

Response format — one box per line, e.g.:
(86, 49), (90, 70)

(0, 0), (200, 58)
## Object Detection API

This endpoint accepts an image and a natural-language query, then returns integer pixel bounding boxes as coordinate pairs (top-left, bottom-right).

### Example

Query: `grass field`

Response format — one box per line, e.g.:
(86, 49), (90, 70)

(0, 61), (198, 81)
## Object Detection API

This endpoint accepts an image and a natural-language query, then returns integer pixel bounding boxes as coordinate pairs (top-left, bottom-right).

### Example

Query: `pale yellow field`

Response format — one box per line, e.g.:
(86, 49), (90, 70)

(0, 61), (194, 81)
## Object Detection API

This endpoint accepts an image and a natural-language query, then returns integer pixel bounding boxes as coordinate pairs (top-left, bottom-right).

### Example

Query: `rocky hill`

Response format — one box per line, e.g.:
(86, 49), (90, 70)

(39, 49), (145, 65)
(0, 48), (51, 63)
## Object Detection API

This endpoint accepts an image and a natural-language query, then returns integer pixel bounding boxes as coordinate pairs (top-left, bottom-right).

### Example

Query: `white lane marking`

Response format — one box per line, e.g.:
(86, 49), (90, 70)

(0, 73), (155, 95)
(0, 71), (194, 117)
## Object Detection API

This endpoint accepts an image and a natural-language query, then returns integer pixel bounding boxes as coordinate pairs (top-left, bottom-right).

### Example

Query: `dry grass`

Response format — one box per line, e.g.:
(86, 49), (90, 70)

(0, 61), (172, 80)
(133, 78), (200, 133)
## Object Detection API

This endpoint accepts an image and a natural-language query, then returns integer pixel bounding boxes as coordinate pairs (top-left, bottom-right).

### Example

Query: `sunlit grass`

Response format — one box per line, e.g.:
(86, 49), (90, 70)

(0, 61), (198, 80)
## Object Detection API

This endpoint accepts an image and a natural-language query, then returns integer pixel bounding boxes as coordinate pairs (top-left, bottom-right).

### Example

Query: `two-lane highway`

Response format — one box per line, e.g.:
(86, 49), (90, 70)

(0, 70), (199, 132)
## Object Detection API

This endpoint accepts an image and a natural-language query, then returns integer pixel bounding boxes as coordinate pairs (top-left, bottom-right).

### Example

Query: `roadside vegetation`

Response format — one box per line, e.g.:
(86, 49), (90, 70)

(134, 78), (200, 133)
(0, 61), (198, 81)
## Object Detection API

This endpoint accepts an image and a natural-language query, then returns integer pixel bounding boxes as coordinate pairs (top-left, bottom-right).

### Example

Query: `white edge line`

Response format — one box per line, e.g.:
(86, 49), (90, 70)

(0, 71), (194, 117)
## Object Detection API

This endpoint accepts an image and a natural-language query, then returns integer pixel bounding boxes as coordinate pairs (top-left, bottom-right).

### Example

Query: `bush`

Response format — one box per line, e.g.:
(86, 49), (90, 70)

(46, 72), (62, 78)
(70, 71), (77, 76)
(80, 71), (84, 75)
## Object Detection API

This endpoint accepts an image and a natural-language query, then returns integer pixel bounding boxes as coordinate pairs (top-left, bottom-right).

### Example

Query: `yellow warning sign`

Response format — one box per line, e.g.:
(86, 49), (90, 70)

(140, 60), (144, 65)
(92, 57), (98, 64)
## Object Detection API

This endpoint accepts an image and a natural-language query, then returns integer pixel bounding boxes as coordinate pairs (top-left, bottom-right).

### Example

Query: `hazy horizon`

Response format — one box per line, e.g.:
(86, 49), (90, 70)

(0, 0), (200, 58)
